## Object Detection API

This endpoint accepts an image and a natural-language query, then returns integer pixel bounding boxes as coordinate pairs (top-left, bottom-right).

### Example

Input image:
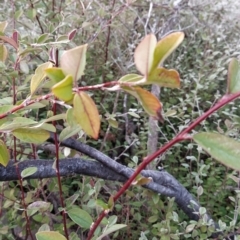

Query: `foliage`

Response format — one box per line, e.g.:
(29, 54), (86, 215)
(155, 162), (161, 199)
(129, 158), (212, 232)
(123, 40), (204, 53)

(0, 0), (240, 240)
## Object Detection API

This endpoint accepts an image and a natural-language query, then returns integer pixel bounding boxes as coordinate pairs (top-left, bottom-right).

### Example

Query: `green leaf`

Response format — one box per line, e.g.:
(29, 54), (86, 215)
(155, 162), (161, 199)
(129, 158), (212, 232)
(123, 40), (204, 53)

(96, 224), (127, 240)
(0, 44), (8, 62)
(12, 128), (50, 144)
(193, 132), (240, 170)
(30, 62), (53, 96)
(27, 9), (37, 20)
(147, 67), (180, 88)
(66, 108), (78, 127)
(21, 167), (38, 178)
(134, 34), (157, 76)
(67, 206), (93, 229)
(73, 92), (100, 139)
(0, 21), (8, 33)
(95, 199), (109, 210)
(0, 117), (37, 131)
(45, 67), (65, 83)
(37, 33), (49, 44)
(150, 32), (184, 72)
(185, 223), (196, 233)
(36, 231), (67, 240)
(60, 44), (87, 82)
(0, 105), (13, 114)
(59, 126), (82, 142)
(227, 58), (240, 93)
(0, 140), (10, 167)
(118, 74), (144, 84)
(18, 47), (42, 58)
(52, 74), (73, 102)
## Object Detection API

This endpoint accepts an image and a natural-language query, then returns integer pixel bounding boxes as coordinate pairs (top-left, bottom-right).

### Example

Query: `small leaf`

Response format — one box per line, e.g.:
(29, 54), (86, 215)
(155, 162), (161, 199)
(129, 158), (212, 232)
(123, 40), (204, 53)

(107, 118), (118, 128)
(0, 44), (8, 62)
(36, 231), (67, 240)
(96, 224), (127, 240)
(185, 223), (196, 233)
(134, 177), (152, 186)
(45, 67), (65, 83)
(150, 32), (184, 71)
(37, 33), (49, 44)
(68, 29), (77, 41)
(193, 132), (240, 170)
(73, 92), (100, 139)
(31, 62), (53, 95)
(0, 117), (37, 131)
(227, 58), (240, 93)
(12, 128), (50, 144)
(108, 195), (114, 210)
(118, 74), (144, 84)
(0, 21), (8, 33)
(21, 167), (38, 178)
(18, 47), (42, 58)
(59, 126), (82, 142)
(165, 109), (177, 117)
(95, 199), (109, 210)
(27, 9), (37, 20)
(0, 35), (18, 49)
(0, 140), (10, 167)
(148, 68), (180, 88)
(134, 34), (157, 75)
(67, 206), (93, 229)
(60, 44), (87, 82)
(52, 74), (73, 102)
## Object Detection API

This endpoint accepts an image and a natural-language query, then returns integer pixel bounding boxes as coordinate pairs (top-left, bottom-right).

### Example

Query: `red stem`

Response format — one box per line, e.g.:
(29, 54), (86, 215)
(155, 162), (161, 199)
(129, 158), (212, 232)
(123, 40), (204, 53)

(87, 92), (240, 239)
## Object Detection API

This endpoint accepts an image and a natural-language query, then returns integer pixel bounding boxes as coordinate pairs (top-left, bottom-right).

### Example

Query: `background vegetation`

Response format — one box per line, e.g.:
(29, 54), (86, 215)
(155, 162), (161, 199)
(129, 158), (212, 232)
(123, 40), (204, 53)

(0, 0), (240, 239)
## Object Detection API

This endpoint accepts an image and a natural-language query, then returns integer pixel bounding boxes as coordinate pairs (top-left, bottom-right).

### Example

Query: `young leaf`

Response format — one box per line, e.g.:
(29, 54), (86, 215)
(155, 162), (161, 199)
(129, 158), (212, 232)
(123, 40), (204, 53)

(52, 74), (73, 102)
(73, 92), (100, 139)
(0, 35), (18, 49)
(30, 62), (53, 96)
(12, 128), (50, 144)
(0, 44), (8, 62)
(21, 167), (38, 178)
(36, 231), (67, 240)
(45, 67), (65, 83)
(67, 206), (93, 229)
(118, 74), (144, 84)
(227, 58), (240, 94)
(150, 32), (184, 72)
(0, 140), (10, 167)
(60, 44), (87, 82)
(37, 33), (49, 44)
(148, 68), (180, 88)
(96, 224), (127, 240)
(134, 34), (157, 76)
(193, 132), (240, 170)
(0, 21), (8, 33)
(59, 125), (82, 142)
(133, 177), (152, 186)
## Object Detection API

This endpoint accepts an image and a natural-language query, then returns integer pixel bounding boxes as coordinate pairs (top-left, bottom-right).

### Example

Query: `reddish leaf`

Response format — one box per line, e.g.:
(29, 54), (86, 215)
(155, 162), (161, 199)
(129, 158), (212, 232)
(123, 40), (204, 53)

(0, 35), (18, 49)
(122, 86), (163, 122)
(68, 29), (77, 41)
